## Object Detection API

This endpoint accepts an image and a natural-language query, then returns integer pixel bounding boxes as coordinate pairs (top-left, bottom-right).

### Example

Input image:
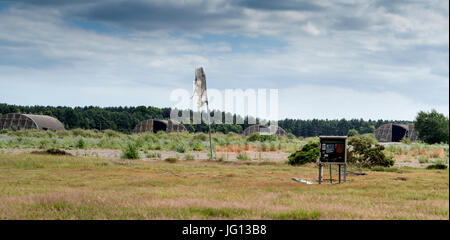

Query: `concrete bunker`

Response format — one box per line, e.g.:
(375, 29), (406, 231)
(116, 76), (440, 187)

(132, 119), (187, 134)
(243, 124), (286, 136)
(0, 113), (65, 131)
(374, 123), (417, 142)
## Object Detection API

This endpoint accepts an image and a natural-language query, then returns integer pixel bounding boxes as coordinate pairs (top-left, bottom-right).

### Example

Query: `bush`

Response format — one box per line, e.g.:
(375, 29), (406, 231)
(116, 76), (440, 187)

(347, 129), (359, 137)
(269, 142), (277, 151)
(287, 133), (296, 140)
(362, 145), (394, 167)
(75, 137), (87, 149)
(184, 153), (195, 160)
(193, 133), (208, 141)
(190, 140), (204, 151)
(418, 155), (428, 164)
(260, 143), (268, 152)
(165, 157), (178, 163)
(348, 136), (394, 167)
(175, 142), (187, 153)
(247, 133), (260, 142)
(146, 152), (161, 158)
(45, 148), (72, 156)
(259, 134), (276, 142)
(414, 109), (449, 144)
(288, 142), (319, 166)
(236, 153), (249, 160)
(121, 143), (140, 159)
(426, 163), (448, 170)
(401, 137), (411, 144)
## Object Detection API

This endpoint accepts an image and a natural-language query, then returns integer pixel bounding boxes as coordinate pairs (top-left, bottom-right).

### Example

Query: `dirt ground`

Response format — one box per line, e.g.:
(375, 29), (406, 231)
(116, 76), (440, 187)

(0, 147), (442, 168)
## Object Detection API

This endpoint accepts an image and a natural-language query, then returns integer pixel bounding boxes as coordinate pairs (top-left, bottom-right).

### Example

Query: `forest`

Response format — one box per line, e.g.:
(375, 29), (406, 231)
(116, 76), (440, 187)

(0, 103), (410, 137)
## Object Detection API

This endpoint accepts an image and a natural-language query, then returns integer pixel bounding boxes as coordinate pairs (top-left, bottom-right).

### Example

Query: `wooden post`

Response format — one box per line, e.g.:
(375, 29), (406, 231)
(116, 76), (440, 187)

(329, 165), (332, 184)
(344, 164), (347, 182)
(339, 164), (341, 184)
(318, 164), (322, 184)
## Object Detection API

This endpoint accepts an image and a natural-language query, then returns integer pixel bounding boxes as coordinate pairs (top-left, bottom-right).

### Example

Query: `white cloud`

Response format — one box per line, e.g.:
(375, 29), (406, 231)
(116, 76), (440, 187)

(0, 1), (448, 120)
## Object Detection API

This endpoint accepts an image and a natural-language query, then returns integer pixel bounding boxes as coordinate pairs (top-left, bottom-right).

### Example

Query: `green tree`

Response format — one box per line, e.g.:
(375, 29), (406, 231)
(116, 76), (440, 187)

(347, 129), (359, 137)
(414, 110), (449, 144)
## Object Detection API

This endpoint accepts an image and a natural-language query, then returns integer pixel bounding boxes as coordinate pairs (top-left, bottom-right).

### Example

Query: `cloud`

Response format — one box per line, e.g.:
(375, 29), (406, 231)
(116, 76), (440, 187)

(0, 0), (448, 120)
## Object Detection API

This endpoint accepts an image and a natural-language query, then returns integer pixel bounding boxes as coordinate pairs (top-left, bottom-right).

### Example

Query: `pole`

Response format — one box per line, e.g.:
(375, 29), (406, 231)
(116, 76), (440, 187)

(344, 164), (347, 182)
(206, 101), (213, 160)
(339, 164), (341, 184)
(330, 165), (332, 184)
(318, 164), (322, 184)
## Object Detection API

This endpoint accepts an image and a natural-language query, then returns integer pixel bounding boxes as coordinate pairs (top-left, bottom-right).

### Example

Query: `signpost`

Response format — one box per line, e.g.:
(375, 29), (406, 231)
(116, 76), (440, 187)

(318, 136), (347, 184)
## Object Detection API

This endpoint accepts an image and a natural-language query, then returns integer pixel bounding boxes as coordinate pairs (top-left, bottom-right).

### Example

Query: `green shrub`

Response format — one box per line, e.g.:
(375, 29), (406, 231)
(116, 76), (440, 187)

(247, 133), (260, 142)
(236, 153), (249, 160)
(146, 152), (161, 158)
(401, 137), (411, 144)
(287, 133), (296, 140)
(260, 143), (268, 152)
(362, 145), (394, 167)
(418, 155), (428, 164)
(288, 142), (319, 165)
(193, 133), (208, 141)
(39, 139), (50, 149)
(347, 129), (359, 137)
(153, 144), (162, 150)
(75, 137), (87, 149)
(0, 129), (9, 134)
(175, 142), (187, 153)
(165, 157), (178, 163)
(348, 135), (394, 167)
(426, 163), (448, 170)
(259, 134), (276, 142)
(190, 140), (204, 151)
(121, 143), (140, 159)
(269, 142), (277, 151)
(184, 153), (195, 160)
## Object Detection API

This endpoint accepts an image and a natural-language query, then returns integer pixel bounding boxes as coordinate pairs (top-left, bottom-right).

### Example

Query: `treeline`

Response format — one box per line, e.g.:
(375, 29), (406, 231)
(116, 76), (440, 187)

(277, 118), (409, 137)
(0, 103), (411, 137)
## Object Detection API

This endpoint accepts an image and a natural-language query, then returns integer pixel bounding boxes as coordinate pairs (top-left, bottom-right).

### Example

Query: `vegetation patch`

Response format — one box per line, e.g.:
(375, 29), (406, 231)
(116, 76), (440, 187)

(121, 143), (140, 159)
(426, 163), (448, 170)
(165, 157), (178, 163)
(31, 148), (72, 156)
(348, 135), (394, 167)
(270, 209), (321, 220)
(236, 153), (249, 161)
(288, 142), (319, 165)
(189, 207), (249, 218)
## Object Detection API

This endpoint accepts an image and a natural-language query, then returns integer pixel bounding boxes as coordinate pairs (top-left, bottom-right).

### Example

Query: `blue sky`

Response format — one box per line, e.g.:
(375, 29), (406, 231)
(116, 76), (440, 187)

(0, 0), (448, 120)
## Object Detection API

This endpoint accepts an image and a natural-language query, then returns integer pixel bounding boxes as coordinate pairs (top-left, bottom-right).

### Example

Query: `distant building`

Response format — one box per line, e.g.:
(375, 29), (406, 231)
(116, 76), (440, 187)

(132, 119), (187, 134)
(243, 125), (286, 136)
(0, 113), (65, 131)
(374, 123), (417, 142)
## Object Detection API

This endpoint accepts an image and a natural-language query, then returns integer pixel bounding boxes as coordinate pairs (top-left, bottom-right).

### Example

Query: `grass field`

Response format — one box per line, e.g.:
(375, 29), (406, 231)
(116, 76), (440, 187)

(0, 153), (448, 219)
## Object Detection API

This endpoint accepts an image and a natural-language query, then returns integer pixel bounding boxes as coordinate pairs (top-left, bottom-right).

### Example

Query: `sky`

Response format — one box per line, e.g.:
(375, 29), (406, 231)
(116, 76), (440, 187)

(0, 0), (448, 121)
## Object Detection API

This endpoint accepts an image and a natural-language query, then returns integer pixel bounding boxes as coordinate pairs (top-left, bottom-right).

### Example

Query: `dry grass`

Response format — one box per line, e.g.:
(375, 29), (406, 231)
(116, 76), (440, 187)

(0, 153), (448, 220)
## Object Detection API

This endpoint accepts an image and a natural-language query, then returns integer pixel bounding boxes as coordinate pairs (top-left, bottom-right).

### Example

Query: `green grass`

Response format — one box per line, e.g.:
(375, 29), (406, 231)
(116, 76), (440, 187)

(0, 129), (310, 153)
(236, 153), (249, 160)
(269, 209), (321, 220)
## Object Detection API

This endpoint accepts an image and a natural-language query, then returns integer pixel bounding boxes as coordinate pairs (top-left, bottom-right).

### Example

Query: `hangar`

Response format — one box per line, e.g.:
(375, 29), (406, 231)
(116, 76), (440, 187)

(132, 119), (187, 134)
(243, 124), (286, 136)
(0, 113), (65, 131)
(374, 123), (417, 142)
